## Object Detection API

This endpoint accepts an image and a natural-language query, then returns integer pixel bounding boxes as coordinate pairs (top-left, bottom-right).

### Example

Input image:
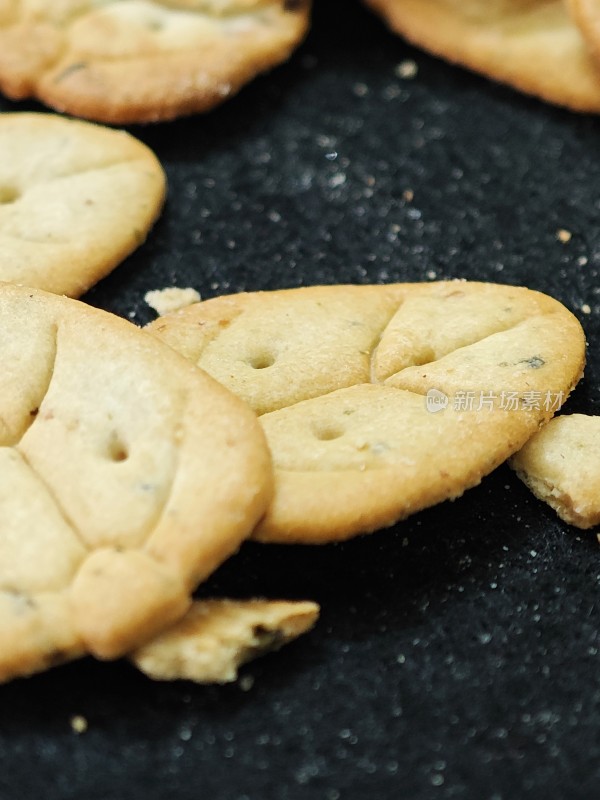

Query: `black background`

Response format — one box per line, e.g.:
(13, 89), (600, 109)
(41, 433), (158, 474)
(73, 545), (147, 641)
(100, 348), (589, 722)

(1, 1), (600, 797)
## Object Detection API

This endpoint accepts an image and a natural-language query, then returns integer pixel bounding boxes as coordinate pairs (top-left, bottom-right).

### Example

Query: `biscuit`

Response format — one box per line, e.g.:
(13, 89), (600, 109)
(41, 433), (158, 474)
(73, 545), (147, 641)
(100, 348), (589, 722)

(364, 0), (600, 113)
(0, 282), (272, 682)
(0, 113), (165, 297)
(511, 414), (600, 528)
(0, 1), (311, 124)
(147, 282), (585, 544)
(131, 598), (319, 682)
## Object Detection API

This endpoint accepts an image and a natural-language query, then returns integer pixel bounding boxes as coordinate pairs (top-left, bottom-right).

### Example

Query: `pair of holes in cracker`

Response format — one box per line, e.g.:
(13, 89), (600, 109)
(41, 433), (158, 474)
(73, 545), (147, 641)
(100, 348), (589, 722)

(0, 186), (20, 205)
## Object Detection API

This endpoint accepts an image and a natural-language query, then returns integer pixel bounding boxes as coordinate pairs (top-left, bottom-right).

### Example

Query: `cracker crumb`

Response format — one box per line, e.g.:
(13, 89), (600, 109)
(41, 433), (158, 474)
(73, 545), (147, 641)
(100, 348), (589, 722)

(239, 674), (255, 692)
(145, 287), (201, 316)
(70, 715), (88, 734)
(402, 189), (414, 202)
(556, 229), (572, 243)
(395, 60), (418, 79)
(581, 303), (591, 315)
(597, 533), (600, 545)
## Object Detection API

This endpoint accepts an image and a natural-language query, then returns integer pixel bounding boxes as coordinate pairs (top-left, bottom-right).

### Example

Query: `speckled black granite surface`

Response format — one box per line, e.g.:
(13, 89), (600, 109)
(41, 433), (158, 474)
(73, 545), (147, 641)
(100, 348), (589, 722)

(1, 1), (600, 798)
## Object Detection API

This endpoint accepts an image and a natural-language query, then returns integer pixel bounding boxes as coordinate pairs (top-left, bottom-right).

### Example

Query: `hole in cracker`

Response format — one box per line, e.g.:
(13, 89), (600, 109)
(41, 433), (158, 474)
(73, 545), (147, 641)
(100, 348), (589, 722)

(248, 352), (275, 370)
(0, 185), (20, 204)
(313, 424), (344, 441)
(106, 434), (129, 463)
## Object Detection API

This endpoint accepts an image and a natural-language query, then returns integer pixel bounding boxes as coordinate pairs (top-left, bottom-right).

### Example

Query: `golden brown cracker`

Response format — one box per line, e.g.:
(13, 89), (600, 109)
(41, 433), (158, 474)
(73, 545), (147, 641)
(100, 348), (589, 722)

(147, 282), (585, 544)
(0, 112), (165, 297)
(364, 0), (600, 112)
(0, 0), (311, 123)
(0, 282), (272, 682)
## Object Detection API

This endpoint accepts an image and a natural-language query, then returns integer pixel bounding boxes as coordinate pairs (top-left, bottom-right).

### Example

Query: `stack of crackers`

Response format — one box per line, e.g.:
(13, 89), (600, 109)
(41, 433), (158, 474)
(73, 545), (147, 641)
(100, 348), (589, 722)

(0, 0), (597, 688)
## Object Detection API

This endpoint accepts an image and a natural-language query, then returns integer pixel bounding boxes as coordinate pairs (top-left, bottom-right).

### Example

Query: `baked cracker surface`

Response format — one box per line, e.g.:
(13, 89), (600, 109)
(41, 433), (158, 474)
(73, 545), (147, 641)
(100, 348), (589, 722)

(0, 112), (165, 297)
(568, 0), (600, 66)
(364, 0), (600, 112)
(0, 0), (311, 123)
(147, 282), (585, 544)
(511, 414), (600, 529)
(0, 282), (272, 682)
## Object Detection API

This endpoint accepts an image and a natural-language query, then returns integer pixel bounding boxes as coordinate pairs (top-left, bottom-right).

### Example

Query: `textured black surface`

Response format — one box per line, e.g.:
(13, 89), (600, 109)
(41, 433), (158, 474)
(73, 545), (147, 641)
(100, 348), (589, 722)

(1, 1), (600, 798)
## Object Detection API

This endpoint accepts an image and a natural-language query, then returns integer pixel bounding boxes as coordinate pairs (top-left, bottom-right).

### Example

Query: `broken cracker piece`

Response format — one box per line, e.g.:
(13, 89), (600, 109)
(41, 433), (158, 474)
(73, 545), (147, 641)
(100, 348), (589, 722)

(130, 598), (319, 683)
(511, 414), (600, 529)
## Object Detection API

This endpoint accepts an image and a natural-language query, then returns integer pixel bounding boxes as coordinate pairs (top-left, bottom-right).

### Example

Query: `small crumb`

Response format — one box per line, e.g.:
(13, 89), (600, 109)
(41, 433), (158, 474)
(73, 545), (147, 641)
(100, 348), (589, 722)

(596, 533), (600, 545)
(329, 173), (347, 189)
(145, 287), (201, 316)
(581, 303), (592, 315)
(578, 255), (588, 266)
(402, 189), (414, 202)
(70, 715), (88, 734)
(239, 674), (255, 692)
(178, 725), (193, 742)
(426, 270), (437, 280)
(395, 60), (418, 79)
(556, 229), (572, 243)
(383, 84), (402, 101)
